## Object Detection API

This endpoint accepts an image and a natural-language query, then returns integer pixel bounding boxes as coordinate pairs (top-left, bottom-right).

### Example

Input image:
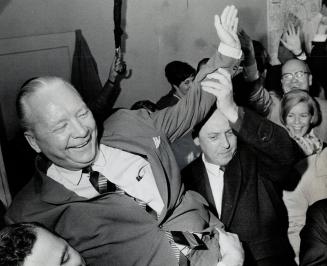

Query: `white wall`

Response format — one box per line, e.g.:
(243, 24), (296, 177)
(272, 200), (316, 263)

(0, 0), (267, 108)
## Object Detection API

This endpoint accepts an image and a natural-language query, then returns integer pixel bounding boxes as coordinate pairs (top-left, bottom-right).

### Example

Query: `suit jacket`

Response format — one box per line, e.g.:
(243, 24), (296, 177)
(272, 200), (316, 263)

(300, 199), (327, 266)
(6, 51), (240, 266)
(182, 108), (303, 265)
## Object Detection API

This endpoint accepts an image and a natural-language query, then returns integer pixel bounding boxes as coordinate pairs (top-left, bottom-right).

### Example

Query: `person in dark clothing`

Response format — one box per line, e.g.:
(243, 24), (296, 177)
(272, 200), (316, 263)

(156, 61), (196, 109)
(182, 70), (303, 265)
(300, 199), (327, 266)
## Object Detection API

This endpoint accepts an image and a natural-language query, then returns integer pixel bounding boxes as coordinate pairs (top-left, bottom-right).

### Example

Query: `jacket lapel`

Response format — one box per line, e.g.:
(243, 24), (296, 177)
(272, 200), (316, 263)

(35, 155), (87, 204)
(220, 151), (242, 228)
(198, 158), (218, 217)
(188, 157), (218, 217)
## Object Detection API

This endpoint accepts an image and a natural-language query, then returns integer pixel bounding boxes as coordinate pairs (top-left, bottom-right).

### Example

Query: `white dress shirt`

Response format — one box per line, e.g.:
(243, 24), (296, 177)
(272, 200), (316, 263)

(202, 154), (224, 218)
(48, 144), (164, 215)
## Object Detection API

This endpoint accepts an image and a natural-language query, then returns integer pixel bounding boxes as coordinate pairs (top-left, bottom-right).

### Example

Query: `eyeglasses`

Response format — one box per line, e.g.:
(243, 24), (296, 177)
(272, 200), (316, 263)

(281, 71), (309, 81)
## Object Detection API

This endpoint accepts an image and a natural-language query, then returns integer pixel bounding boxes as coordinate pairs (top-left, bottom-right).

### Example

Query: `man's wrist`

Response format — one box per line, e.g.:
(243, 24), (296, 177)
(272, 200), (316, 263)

(292, 49), (303, 57)
(222, 105), (239, 123)
(218, 42), (242, 59)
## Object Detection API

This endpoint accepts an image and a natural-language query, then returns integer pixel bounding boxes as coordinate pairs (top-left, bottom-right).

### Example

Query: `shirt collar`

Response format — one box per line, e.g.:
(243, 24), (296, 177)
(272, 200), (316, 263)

(202, 153), (224, 174)
(51, 164), (83, 185)
(50, 147), (106, 186)
(93, 144), (107, 168)
(173, 93), (181, 100)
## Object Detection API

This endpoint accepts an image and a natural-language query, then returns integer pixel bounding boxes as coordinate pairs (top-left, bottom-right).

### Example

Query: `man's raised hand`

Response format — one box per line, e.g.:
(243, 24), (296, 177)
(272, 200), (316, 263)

(201, 68), (238, 123)
(215, 5), (240, 49)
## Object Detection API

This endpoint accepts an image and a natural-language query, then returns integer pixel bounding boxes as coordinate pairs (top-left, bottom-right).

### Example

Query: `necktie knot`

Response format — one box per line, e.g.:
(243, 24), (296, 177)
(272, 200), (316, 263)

(83, 166), (115, 194)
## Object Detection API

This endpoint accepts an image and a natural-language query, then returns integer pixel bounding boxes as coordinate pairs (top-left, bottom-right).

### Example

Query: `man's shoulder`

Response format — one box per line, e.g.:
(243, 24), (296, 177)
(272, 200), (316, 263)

(103, 108), (152, 131)
(182, 156), (204, 183)
(315, 97), (327, 110)
(6, 175), (43, 222)
(182, 156), (203, 171)
(307, 199), (327, 219)
(156, 90), (178, 109)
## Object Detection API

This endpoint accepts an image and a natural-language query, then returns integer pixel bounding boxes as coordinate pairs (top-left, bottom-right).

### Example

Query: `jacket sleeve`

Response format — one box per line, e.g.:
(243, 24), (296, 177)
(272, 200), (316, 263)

(231, 107), (303, 183)
(300, 199), (327, 266)
(151, 49), (241, 143)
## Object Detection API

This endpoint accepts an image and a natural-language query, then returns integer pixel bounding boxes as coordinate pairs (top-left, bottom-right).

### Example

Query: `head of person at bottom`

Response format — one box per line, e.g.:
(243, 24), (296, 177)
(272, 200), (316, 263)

(192, 107), (237, 167)
(0, 222), (86, 266)
(280, 89), (321, 138)
(165, 61), (195, 98)
(281, 59), (312, 94)
(16, 76), (99, 171)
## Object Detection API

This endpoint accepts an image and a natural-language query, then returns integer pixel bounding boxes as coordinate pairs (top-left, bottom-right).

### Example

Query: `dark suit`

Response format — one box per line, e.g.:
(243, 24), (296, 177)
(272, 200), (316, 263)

(182, 108), (302, 266)
(300, 199), (327, 266)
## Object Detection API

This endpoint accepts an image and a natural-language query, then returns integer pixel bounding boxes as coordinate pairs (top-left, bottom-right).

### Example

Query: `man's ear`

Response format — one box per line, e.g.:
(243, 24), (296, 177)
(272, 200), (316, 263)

(24, 131), (41, 153)
(193, 137), (200, 146)
(309, 73), (313, 87)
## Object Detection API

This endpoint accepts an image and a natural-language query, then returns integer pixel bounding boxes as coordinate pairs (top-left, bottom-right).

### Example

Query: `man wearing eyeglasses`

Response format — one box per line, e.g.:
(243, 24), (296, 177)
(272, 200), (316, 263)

(248, 57), (327, 143)
(280, 59), (311, 93)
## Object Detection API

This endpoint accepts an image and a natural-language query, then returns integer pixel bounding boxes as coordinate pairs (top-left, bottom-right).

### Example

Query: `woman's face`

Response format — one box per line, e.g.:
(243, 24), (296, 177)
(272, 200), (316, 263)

(285, 102), (312, 137)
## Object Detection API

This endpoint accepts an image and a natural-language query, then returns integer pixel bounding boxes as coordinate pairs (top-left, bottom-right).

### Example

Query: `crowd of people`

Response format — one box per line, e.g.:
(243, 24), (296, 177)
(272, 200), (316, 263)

(1, 2), (327, 266)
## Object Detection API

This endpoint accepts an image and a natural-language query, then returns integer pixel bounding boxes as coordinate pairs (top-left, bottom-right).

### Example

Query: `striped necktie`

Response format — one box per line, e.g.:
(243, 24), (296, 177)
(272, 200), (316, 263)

(83, 167), (180, 262)
(83, 167), (115, 194)
(134, 199), (180, 262)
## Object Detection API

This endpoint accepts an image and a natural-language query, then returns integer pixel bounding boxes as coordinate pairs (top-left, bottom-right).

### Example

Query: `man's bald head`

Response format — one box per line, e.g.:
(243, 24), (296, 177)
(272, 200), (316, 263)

(281, 59), (312, 93)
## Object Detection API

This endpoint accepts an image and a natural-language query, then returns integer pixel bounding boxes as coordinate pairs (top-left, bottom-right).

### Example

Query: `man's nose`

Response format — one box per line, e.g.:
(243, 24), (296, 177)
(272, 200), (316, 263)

(290, 75), (299, 82)
(220, 134), (230, 149)
(71, 119), (88, 138)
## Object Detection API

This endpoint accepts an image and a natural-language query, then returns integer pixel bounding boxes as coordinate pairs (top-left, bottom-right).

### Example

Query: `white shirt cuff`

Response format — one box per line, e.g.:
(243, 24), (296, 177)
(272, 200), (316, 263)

(296, 52), (307, 61)
(218, 43), (242, 59)
(313, 34), (327, 42)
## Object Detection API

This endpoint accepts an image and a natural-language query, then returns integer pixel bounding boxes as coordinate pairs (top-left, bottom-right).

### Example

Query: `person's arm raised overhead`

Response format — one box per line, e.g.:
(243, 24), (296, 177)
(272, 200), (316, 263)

(152, 5), (242, 143)
(201, 68), (238, 123)
(281, 23), (306, 60)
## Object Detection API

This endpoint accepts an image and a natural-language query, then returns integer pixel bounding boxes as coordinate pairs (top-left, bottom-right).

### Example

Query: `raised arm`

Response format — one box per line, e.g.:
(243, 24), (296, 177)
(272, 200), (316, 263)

(202, 67), (303, 181)
(152, 5), (242, 142)
(281, 23), (306, 60)
(89, 53), (123, 124)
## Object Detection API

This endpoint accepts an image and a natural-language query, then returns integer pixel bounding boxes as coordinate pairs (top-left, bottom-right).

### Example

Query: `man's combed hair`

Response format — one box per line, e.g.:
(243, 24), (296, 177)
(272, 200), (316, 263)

(0, 223), (38, 266)
(16, 76), (80, 131)
(192, 105), (217, 139)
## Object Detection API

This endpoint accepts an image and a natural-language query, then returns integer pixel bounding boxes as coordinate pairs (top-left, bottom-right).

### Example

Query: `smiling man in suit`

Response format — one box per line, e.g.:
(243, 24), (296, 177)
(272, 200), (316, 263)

(182, 67), (303, 266)
(6, 5), (245, 266)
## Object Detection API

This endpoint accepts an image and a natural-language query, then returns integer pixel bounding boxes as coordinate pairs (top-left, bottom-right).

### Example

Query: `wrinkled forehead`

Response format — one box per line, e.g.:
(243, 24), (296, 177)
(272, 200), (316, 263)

(282, 59), (308, 74)
(23, 80), (85, 126)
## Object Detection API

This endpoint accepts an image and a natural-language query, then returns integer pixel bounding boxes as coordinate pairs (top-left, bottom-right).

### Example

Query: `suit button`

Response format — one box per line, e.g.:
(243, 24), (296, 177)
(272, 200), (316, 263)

(261, 136), (268, 141)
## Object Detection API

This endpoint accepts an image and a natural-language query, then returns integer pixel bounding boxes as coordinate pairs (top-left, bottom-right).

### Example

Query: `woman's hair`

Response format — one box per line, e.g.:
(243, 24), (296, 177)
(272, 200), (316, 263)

(280, 89), (321, 128)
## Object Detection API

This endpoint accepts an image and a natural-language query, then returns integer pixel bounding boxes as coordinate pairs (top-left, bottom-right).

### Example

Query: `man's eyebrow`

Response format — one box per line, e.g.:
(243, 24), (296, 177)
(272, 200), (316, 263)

(60, 244), (69, 264)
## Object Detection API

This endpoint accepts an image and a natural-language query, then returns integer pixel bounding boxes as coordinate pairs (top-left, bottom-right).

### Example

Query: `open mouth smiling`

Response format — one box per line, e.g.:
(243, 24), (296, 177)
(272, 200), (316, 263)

(69, 136), (91, 150)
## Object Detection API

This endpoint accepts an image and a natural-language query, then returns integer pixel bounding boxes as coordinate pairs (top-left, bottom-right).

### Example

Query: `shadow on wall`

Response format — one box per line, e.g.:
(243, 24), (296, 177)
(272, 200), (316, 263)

(0, 0), (10, 15)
